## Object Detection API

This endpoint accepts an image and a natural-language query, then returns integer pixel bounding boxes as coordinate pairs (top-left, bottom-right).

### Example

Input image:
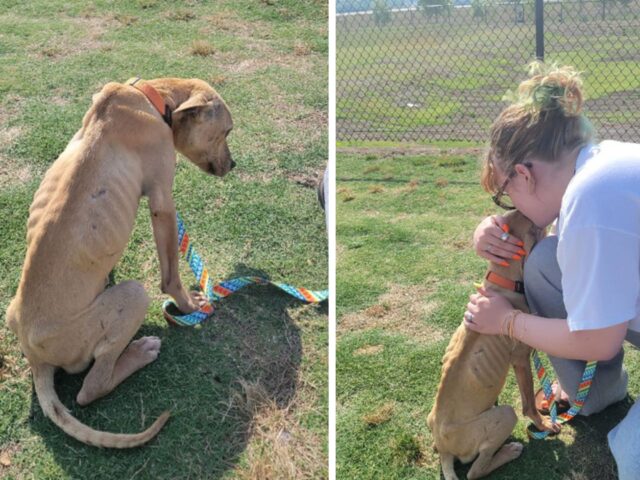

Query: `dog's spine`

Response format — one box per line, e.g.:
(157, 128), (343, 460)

(32, 363), (170, 448)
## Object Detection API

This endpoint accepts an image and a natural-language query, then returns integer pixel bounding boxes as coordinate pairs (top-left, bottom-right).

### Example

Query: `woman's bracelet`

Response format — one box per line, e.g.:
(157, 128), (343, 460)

(502, 309), (522, 339)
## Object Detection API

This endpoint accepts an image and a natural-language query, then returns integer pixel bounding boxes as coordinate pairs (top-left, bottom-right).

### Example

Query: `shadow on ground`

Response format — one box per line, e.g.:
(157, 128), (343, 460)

(451, 395), (633, 479)
(28, 263), (325, 479)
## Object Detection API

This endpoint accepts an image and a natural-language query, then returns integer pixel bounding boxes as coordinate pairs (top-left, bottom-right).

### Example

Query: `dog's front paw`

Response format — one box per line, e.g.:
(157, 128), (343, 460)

(174, 290), (208, 314)
(537, 416), (561, 434)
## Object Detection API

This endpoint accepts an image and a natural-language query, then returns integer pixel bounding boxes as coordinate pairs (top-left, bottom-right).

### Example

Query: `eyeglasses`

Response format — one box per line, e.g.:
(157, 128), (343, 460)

(491, 162), (532, 210)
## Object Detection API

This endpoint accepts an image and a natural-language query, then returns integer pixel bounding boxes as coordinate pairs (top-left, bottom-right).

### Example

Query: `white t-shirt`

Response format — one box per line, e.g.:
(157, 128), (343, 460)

(557, 141), (640, 333)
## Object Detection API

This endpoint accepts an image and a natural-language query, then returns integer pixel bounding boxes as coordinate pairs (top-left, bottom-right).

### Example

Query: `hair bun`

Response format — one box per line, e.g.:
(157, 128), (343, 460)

(505, 62), (585, 119)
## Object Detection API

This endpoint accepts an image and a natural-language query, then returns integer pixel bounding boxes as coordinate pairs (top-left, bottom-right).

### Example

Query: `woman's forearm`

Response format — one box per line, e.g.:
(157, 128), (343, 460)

(513, 312), (628, 361)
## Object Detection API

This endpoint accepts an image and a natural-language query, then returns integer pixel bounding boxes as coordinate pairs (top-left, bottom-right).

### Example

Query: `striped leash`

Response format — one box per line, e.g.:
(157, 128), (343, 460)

(162, 213), (328, 327)
(527, 350), (597, 439)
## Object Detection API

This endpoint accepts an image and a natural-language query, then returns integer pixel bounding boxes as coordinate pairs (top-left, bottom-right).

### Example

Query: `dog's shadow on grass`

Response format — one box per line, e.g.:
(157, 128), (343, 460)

(29, 263), (325, 479)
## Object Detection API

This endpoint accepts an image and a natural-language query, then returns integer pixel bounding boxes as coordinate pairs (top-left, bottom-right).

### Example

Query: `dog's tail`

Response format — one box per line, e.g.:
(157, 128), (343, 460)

(32, 363), (170, 448)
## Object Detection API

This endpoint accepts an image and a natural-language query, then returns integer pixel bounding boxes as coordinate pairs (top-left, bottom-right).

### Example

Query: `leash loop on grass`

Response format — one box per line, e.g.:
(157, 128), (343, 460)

(527, 350), (597, 439)
(162, 213), (328, 327)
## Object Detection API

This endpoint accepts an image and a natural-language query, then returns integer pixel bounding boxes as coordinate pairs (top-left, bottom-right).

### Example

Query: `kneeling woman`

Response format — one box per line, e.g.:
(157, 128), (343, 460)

(465, 63), (640, 479)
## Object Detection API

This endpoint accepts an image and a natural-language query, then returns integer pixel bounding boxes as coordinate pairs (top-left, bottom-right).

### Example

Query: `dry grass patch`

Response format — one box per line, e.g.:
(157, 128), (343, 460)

(191, 40), (216, 57)
(287, 171), (323, 190)
(452, 239), (471, 250)
(435, 178), (449, 188)
(368, 185), (384, 194)
(364, 165), (381, 174)
(0, 161), (32, 189)
(225, 54), (313, 76)
(113, 14), (138, 26)
(166, 9), (196, 22)
(0, 107), (33, 188)
(338, 284), (444, 343)
(209, 75), (227, 86)
(353, 344), (384, 356)
(203, 12), (270, 38)
(388, 212), (413, 224)
(0, 331), (29, 386)
(0, 443), (22, 473)
(293, 41), (312, 56)
(137, 0), (158, 8)
(338, 187), (355, 202)
(31, 16), (116, 59)
(363, 402), (395, 427)
(229, 380), (325, 480)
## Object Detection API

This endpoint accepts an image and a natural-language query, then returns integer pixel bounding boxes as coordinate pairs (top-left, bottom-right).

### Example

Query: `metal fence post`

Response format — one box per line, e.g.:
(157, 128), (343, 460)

(535, 0), (544, 60)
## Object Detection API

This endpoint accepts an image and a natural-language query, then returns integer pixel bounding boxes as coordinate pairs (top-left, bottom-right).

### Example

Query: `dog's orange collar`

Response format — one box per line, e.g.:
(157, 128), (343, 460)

(485, 271), (525, 294)
(128, 77), (172, 127)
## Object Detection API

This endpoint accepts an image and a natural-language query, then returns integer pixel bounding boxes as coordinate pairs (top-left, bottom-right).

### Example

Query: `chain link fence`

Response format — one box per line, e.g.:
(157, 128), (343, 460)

(337, 0), (640, 142)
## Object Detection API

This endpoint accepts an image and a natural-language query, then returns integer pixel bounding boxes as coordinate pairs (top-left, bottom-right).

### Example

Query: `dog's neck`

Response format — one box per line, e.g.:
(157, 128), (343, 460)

(128, 79), (173, 127)
(145, 80), (205, 114)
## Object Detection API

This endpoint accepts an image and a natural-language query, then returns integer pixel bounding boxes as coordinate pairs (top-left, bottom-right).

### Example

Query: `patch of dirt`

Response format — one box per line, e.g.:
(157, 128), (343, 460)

(287, 171), (323, 189)
(229, 380), (325, 480)
(338, 284), (444, 343)
(0, 161), (32, 188)
(0, 443), (22, 472)
(353, 344), (384, 356)
(34, 15), (117, 59)
(202, 12), (271, 38)
(0, 330), (29, 385)
(219, 51), (314, 76)
(233, 170), (277, 183)
(234, 166), (325, 187)
(0, 96), (32, 189)
(337, 145), (484, 158)
(212, 16), (316, 78)
(388, 212), (412, 224)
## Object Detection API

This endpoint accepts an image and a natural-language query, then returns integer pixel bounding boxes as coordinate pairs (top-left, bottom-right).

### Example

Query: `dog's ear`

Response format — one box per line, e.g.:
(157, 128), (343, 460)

(173, 94), (211, 115)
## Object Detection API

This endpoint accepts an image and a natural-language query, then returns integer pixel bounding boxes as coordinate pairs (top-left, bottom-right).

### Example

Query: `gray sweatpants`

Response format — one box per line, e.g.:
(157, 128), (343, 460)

(524, 235), (640, 478)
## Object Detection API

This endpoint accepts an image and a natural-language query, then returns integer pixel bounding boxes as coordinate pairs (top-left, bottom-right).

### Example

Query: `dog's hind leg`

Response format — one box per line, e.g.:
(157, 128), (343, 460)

(76, 280), (155, 406)
(465, 405), (521, 479)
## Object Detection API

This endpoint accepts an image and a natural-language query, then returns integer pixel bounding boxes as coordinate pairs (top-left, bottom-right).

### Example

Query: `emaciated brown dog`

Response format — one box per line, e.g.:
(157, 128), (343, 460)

(6, 78), (234, 448)
(427, 210), (558, 479)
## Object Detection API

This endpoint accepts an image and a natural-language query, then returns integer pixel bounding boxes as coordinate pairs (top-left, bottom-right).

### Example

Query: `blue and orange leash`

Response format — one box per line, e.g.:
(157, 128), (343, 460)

(161, 213), (328, 327)
(527, 350), (597, 439)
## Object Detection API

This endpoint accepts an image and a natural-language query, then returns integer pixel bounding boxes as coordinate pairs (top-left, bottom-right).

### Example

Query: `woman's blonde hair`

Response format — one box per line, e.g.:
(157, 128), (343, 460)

(481, 62), (594, 193)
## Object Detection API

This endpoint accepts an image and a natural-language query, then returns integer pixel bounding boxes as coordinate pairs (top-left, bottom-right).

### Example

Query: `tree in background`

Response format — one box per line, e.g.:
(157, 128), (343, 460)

(471, 0), (488, 19)
(373, 0), (392, 26)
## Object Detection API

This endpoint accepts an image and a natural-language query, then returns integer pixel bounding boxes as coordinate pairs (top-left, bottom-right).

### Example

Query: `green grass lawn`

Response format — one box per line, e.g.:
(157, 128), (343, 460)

(336, 150), (640, 479)
(0, 1), (327, 479)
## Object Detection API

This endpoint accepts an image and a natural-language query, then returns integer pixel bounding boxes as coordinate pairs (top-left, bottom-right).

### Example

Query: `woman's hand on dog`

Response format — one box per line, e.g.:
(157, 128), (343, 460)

(473, 215), (526, 265)
(464, 287), (512, 335)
